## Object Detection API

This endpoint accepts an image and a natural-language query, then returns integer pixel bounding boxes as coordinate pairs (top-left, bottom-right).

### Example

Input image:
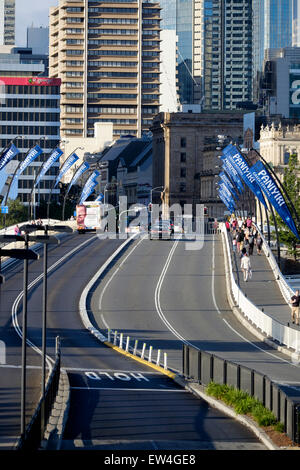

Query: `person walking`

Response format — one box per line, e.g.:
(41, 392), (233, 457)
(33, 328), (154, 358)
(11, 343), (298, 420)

(248, 231), (255, 256)
(256, 233), (263, 255)
(14, 224), (20, 236)
(290, 290), (300, 325)
(241, 252), (252, 282)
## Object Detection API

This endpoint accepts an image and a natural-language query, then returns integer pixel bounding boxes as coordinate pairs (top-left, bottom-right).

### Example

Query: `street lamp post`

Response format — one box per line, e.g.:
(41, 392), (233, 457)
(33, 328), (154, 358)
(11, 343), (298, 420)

(0, 237), (39, 438)
(47, 146), (83, 220)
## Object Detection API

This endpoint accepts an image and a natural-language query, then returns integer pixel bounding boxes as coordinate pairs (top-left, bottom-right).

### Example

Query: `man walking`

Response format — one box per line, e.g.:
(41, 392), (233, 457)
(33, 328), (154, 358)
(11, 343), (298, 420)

(290, 290), (300, 325)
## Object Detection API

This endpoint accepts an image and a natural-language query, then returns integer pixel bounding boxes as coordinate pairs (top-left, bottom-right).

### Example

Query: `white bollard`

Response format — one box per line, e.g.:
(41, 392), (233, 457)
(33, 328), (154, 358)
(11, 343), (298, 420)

(164, 352), (167, 370)
(126, 336), (130, 352)
(133, 339), (138, 356)
(113, 330), (118, 345)
(119, 333), (123, 349)
(108, 329), (111, 343)
(148, 346), (153, 363)
(0, 340), (6, 365)
(141, 343), (146, 360)
(156, 349), (161, 366)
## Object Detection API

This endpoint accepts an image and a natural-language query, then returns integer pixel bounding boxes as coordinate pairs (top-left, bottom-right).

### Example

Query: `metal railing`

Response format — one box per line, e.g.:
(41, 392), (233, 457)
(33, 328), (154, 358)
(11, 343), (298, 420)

(16, 339), (61, 451)
(221, 224), (300, 353)
(182, 343), (300, 444)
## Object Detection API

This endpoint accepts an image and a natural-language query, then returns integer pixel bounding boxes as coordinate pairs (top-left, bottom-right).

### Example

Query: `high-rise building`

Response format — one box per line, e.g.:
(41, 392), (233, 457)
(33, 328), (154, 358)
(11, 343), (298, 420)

(253, 0), (293, 99)
(159, 1), (253, 110)
(200, 0), (253, 111)
(27, 26), (49, 56)
(0, 76), (61, 205)
(49, 0), (161, 141)
(0, 0), (15, 46)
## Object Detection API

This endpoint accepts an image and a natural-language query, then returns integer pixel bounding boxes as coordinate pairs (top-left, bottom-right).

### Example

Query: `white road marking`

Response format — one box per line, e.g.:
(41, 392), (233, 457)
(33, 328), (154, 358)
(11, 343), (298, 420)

(70, 386), (187, 392)
(98, 235), (146, 314)
(10, 234), (98, 370)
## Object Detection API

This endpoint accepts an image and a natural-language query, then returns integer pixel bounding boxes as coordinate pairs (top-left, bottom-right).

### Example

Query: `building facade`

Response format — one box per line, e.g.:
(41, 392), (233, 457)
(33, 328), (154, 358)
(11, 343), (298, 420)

(0, 0), (15, 46)
(151, 110), (244, 215)
(253, 0), (293, 101)
(258, 47), (300, 119)
(259, 122), (300, 179)
(0, 76), (61, 205)
(49, 0), (161, 141)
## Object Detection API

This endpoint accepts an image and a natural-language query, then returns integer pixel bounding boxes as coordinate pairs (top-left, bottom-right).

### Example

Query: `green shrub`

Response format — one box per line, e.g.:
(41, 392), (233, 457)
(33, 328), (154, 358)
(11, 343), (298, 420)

(206, 382), (283, 432)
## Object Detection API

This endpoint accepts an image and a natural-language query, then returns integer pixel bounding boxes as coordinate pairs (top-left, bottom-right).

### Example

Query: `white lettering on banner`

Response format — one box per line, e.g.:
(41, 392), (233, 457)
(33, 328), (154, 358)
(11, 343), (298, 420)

(291, 80), (300, 105)
(231, 154), (256, 183)
(85, 371), (150, 382)
(257, 169), (286, 207)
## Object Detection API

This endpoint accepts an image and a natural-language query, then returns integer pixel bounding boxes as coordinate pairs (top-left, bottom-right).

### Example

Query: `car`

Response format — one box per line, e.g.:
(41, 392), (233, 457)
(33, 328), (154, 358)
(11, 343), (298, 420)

(150, 221), (172, 240)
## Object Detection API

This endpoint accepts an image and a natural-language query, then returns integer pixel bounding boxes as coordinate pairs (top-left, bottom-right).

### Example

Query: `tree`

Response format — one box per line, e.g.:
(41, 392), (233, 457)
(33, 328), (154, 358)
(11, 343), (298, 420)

(272, 154), (300, 261)
(0, 198), (27, 229)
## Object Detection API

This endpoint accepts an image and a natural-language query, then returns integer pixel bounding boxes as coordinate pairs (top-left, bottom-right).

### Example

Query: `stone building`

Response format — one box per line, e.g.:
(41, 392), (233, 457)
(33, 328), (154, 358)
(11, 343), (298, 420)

(151, 111), (245, 216)
(259, 122), (300, 180)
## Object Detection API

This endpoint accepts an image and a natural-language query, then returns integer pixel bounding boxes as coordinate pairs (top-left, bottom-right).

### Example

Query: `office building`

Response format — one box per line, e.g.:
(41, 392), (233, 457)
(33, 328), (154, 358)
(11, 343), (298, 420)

(0, 73), (61, 205)
(27, 26), (49, 55)
(0, 0), (15, 46)
(49, 0), (161, 141)
(151, 110), (244, 214)
(253, 0), (293, 100)
(259, 47), (300, 119)
(200, 0), (253, 111)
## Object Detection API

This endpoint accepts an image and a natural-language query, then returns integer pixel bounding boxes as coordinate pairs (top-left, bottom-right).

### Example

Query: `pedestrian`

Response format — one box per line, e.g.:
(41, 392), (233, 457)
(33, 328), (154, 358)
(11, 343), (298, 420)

(246, 215), (252, 229)
(232, 237), (237, 252)
(248, 231), (255, 256)
(256, 234), (263, 255)
(14, 224), (20, 236)
(236, 229), (242, 253)
(289, 290), (300, 325)
(241, 252), (252, 282)
(225, 220), (230, 232)
(231, 218), (237, 232)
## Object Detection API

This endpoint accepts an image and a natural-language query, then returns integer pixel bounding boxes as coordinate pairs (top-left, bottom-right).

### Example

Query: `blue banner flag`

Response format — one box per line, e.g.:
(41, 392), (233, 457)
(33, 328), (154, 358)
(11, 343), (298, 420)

(218, 181), (237, 203)
(17, 145), (43, 176)
(35, 147), (63, 186)
(249, 160), (300, 239)
(221, 157), (244, 193)
(0, 143), (20, 172)
(218, 189), (235, 212)
(222, 145), (268, 208)
(54, 152), (79, 188)
(79, 180), (98, 205)
(218, 185), (236, 209)
(85, 170), (100, 187)
(219, 171), (238, 199)
(95, 193), (104, 202)
(67, 162), (90, 195)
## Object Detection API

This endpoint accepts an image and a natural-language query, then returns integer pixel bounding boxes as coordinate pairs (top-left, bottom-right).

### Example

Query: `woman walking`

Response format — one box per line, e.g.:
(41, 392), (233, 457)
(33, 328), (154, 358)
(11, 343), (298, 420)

(241, 252), (252, 282)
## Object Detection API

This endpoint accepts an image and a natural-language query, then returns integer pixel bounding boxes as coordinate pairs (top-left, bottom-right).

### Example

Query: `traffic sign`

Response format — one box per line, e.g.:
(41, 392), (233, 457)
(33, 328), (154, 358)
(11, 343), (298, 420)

(1, 206), (8, 214)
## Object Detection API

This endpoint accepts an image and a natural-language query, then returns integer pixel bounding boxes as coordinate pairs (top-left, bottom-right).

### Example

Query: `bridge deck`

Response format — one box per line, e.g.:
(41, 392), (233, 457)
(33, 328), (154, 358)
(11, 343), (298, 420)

(228, 232), (296, 329)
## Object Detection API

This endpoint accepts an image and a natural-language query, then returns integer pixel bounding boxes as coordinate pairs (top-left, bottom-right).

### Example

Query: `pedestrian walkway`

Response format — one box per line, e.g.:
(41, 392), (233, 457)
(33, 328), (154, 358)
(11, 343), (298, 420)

(228, 232), (297, 330)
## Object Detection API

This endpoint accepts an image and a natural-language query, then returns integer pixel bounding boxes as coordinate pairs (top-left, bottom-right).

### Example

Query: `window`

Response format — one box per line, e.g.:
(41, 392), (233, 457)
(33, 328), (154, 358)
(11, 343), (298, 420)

(180, 152), (186, 163)
(180, 137), (186, 148)
(180, 168), (186, 178)
(180, 183), (186, 192)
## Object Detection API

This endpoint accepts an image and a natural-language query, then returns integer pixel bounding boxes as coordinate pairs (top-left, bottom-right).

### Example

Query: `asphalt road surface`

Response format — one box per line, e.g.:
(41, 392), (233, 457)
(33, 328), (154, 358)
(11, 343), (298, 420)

(0, 231), (267, 450)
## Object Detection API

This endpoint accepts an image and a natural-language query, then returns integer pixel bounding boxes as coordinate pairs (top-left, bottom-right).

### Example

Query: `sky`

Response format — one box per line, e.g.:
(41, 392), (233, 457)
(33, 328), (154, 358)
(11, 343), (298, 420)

(15, 0), (58, 47)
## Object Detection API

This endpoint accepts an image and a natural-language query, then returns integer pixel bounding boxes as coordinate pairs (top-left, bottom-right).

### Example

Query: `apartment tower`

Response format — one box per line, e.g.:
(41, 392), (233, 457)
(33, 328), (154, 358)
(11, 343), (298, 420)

(49, 0), (161, 140)
(0, 0), (15, 45)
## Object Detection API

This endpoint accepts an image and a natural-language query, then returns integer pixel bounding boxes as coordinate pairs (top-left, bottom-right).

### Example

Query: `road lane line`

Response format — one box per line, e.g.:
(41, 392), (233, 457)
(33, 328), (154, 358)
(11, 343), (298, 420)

(98, 235), (146, 313)
(11, 234), (98, 370)
(70, 386), (187, 392)
(154, 241), (195, 347)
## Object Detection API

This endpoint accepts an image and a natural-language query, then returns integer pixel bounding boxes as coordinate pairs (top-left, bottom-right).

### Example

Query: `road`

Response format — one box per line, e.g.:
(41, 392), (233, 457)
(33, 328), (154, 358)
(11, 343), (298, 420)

(93, 233), (300, 394)
(0, 230), (266, 450)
